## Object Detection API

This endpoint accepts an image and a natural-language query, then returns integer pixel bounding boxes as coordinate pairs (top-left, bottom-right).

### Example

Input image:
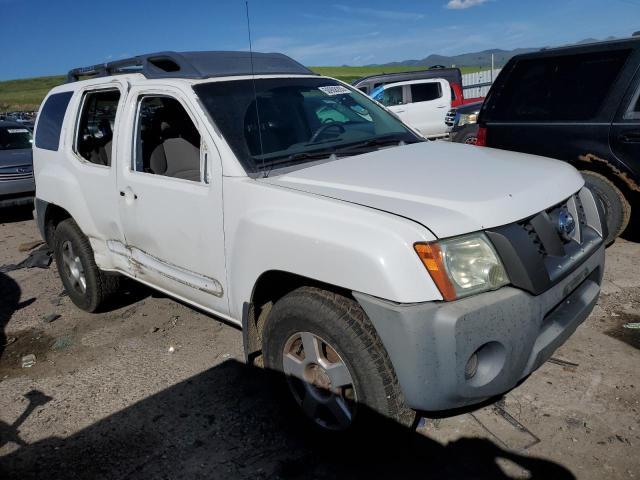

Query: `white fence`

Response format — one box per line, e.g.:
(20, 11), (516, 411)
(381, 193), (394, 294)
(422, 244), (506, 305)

(462, 68), (501, 98)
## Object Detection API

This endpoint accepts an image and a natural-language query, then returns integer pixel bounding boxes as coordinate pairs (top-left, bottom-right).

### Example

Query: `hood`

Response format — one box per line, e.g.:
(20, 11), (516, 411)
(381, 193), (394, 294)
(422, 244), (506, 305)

(0, 148), (32, 169)
(262, 141), (583, 238)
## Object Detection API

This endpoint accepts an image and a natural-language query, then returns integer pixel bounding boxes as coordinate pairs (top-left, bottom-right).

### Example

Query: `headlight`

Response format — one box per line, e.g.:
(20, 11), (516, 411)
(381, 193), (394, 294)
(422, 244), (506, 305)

(457, 113), (478, 127)
(414, 233), (509, 301)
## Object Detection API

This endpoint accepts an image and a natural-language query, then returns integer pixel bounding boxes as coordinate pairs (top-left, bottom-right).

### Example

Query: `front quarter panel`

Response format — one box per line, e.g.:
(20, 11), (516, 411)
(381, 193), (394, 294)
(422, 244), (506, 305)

(223, 177), (442, 320)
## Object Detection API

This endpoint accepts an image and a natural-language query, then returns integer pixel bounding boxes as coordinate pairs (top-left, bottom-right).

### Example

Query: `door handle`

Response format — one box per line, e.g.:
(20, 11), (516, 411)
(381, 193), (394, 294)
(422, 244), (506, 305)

(395, 110), (406, 113)
(119, 189), (138, 200)
(618, 132), (640, 143)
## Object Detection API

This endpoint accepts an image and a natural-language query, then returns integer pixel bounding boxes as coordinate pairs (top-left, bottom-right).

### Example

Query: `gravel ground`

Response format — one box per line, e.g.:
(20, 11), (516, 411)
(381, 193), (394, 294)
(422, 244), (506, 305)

(0, 207), (639, 479)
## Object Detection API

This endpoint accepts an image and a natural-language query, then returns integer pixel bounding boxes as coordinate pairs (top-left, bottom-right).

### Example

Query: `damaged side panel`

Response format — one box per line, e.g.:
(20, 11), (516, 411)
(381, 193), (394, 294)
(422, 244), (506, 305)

(107, 240), (224, 297)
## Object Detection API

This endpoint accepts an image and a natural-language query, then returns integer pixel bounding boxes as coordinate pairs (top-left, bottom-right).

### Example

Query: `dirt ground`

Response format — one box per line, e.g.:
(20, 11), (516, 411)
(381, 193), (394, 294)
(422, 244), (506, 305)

(0, 207), (638, 480)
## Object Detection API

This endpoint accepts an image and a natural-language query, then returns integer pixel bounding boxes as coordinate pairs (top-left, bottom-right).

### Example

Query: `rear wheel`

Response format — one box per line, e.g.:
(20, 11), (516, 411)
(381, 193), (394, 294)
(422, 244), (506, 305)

(53, 219), (120, 312)
(262, 287), (413, 432)
(581, 170), (631, 245)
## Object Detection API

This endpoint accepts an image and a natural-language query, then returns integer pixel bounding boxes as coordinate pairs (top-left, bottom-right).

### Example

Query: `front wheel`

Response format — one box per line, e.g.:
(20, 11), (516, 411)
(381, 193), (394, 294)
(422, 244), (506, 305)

(262, 287), (413, 432)
(53, 219), (120, 312)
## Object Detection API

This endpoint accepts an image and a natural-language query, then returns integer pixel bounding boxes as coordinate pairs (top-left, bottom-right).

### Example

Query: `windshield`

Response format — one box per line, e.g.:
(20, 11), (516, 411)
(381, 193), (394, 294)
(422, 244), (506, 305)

(193, 77), (421, 173)
(0, 126), (33, 150)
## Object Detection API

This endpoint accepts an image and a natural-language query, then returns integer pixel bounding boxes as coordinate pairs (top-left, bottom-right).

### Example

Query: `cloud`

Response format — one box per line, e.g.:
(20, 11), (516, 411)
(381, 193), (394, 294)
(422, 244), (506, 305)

(445, 0), (489, 10)
(333, 4), (425, 21)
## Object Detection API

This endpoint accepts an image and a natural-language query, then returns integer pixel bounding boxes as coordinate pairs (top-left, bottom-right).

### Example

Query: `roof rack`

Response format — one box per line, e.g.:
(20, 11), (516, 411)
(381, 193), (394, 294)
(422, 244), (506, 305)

(67, 51), (316, 83)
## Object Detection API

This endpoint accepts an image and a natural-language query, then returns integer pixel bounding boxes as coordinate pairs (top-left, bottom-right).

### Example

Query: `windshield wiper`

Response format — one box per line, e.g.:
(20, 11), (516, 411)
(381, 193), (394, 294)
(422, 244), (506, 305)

(334, 135), (414, 154)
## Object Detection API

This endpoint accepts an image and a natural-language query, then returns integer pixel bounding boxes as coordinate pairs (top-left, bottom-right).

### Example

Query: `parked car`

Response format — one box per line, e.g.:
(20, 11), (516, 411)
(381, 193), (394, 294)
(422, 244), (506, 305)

(352, 67), (481, 107)
(477, 36), (640, 244)
(0, 120), (35, 208)
(34, 51), (605, 432)
(446, 100), (482, 144)
(370, 78), (452, 138)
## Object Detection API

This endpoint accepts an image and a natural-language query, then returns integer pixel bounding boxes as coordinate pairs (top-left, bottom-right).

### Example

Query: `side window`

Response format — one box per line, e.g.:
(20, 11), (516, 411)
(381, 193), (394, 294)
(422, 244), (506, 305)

(376, 86), (403, 107)
(492, 49), (630, 121)
(134, 96), (201, 182)
(410, 82), (442, 103)
(75, 89), (120, 166)
(35, 91), (73, 151)
(624, 86), (640, 120)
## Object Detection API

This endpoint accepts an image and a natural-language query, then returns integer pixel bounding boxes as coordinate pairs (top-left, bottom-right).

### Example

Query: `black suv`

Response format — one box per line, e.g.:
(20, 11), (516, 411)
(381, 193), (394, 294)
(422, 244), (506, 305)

(478, 36), (640, 244)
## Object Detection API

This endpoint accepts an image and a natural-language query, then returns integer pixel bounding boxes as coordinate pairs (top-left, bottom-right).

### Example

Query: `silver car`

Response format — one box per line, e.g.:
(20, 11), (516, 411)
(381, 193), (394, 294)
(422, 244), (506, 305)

(0, 120), (35, 208)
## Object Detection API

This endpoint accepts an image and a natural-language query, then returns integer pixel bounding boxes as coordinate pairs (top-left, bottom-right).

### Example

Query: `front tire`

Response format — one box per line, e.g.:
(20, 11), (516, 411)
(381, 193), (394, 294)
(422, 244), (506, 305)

(262, 287), (413, 432)
(53, 219), (120, 312)
(581, 170), (631, 245)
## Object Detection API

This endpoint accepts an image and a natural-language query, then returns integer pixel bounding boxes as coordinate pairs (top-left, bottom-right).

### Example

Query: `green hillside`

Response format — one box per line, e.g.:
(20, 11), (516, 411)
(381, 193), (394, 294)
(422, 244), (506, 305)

(0, 75), (66, 112)
(0, 65), (482, 112)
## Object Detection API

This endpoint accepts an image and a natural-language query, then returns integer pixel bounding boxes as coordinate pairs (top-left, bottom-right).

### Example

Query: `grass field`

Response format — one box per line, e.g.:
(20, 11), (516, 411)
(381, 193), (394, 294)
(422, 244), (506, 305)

(0, 75), (66, 112)
(0, 66), (483, 112)
(311, 65), (483, 85)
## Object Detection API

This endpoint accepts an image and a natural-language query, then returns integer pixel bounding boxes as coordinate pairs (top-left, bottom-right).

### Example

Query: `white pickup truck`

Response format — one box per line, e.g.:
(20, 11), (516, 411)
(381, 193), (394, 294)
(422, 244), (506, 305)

(33, 51), (605, 432)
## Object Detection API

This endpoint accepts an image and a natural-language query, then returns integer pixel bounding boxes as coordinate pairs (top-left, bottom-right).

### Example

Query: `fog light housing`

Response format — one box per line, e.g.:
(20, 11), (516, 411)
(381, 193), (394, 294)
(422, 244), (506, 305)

(465, 352), (479, 379)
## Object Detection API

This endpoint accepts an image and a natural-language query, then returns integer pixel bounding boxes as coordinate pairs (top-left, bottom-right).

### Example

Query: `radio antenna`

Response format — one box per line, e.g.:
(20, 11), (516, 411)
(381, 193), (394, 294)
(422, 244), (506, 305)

(245, 1), (266, 176)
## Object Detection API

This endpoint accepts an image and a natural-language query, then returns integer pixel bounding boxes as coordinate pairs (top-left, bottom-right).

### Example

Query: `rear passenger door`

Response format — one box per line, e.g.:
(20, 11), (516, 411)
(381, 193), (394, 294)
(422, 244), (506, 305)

(114, 85), (228, 315)
(401, 79), (451, 137)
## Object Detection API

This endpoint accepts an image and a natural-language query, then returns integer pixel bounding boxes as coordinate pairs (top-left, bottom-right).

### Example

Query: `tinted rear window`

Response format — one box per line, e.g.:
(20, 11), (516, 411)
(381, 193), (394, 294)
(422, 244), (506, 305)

(488, 49), (630, 122)
(410, 82), (442, 102)
(35, 91), (73, 150)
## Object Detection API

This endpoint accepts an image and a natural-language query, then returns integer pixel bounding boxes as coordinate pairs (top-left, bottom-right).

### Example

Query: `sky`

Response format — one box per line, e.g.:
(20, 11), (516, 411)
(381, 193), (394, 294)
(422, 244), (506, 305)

(1, 0), (639, 80)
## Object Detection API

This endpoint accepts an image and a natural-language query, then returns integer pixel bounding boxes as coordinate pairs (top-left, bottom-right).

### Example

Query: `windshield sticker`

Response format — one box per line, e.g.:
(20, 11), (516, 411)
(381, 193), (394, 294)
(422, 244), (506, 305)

(7, 129), (29, 134)
(318, 85), (351, 96)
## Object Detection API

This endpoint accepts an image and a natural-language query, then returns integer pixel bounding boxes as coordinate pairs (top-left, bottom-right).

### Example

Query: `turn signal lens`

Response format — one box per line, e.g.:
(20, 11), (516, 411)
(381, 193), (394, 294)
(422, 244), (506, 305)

(415, 233), (509, 301)
(414, 243), (457, 301)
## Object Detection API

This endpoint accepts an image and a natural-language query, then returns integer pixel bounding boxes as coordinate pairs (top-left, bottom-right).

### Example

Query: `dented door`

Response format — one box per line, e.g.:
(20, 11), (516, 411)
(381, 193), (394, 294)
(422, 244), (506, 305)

(113, 84), (228, 316)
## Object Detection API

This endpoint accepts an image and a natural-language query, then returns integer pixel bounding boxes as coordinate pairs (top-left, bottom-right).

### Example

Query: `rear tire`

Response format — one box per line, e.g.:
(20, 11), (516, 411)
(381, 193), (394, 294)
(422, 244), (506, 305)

(581, 170), (631, 245)
(53, 219), (120, 312)
(262, 286), (414, 432)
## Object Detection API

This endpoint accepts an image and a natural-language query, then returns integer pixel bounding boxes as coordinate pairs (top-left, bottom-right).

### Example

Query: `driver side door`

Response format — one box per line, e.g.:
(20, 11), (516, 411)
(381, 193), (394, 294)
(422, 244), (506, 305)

(114, 85), (229, 316)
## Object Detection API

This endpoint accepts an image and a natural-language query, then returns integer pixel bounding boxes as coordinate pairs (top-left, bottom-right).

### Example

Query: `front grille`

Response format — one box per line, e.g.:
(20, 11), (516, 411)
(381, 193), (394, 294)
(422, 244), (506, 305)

(445, 109), (456, 127)
(486, 187), (603, 295)
(518, 219), (547, 258)
(0, 166), (33, 182)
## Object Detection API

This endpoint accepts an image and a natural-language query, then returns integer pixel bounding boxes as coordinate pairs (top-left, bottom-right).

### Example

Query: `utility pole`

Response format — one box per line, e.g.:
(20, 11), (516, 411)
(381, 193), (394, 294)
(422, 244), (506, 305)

(491, 53), (495, 82)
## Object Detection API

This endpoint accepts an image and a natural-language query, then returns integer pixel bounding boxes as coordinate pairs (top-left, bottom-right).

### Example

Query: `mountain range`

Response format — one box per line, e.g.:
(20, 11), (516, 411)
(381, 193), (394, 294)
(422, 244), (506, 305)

(369, 37), (619, 68)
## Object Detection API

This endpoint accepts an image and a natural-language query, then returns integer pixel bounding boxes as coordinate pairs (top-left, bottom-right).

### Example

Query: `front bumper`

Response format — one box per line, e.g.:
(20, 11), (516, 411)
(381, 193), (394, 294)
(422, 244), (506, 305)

(0, 175), (35, 208)
(354, 244), (604, 412)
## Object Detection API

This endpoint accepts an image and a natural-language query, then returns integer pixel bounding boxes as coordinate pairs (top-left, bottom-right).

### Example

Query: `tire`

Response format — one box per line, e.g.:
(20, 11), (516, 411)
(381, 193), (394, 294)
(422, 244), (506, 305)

(459, 131), (478, 145)
(262, 286), (413, 432)
(581, 170), (631, 245)
(53, 219), (120, 312)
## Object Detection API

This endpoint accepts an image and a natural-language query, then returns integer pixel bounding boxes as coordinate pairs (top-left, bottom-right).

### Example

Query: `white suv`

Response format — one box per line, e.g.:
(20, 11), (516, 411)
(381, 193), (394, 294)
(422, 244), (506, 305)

(33, 51), (605, 431)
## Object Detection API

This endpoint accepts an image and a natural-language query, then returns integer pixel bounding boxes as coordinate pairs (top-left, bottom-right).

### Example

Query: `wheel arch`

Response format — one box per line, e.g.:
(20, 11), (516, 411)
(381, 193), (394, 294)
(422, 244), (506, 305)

(36, 199), (73, 246)
(242, 270), (354, 365)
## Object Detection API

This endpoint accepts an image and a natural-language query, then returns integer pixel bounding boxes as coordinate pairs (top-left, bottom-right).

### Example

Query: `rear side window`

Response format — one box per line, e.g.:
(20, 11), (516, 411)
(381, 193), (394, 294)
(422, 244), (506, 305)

(35, 91), (73, 150)
(75, 89), (121, 166)
(410, 82), (442, 103)
(624, 86), (640, 120)
(490, 49), (630, 121)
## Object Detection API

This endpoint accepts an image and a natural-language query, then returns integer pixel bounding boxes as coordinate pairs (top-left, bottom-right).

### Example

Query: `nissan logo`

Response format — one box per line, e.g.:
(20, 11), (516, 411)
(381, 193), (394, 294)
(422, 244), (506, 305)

(557, 209), (576, 238)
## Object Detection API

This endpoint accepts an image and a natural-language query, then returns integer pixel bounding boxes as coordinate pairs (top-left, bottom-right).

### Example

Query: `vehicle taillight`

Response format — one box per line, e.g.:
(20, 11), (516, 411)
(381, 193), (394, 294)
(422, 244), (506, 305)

(450, 83), (464, 107)
(475, 126), (487, 146)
